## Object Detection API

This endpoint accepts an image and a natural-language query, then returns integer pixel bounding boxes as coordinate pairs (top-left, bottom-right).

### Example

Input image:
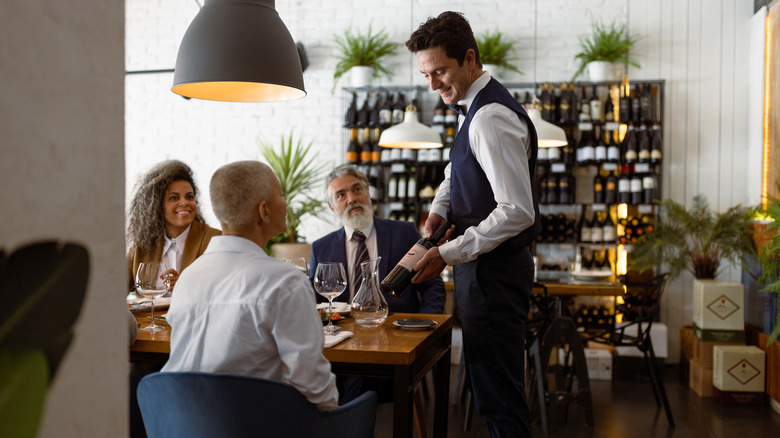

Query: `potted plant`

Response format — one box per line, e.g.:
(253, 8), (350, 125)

(752, 189), (780, 344)
(259, 131), (330, 258)
(476, 29), (523, 79)
(571, 19), (641, 82)
(332, 25), (397, 90)
(629, 194), (755, 281)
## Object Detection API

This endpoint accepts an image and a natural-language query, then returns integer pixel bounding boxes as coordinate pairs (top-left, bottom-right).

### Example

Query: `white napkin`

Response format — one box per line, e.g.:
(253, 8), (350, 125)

(323, 331), (353, 348)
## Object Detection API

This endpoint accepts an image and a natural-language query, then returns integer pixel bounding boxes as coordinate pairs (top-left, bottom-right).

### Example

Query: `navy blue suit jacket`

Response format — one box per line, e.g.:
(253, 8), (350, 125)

(309, 217), (446, 314)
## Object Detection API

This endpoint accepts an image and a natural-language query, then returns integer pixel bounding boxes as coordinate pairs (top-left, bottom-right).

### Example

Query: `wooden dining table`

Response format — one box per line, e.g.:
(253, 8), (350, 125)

(130, 310), (452, 438)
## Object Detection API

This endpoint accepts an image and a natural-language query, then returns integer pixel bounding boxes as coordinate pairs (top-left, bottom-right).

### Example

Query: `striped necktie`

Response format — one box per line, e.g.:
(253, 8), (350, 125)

(352, 230), (369, 294)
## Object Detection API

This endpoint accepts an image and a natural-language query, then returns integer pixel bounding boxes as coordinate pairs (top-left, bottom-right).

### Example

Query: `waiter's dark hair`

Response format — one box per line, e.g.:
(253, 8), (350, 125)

(405, 11), (481, 67)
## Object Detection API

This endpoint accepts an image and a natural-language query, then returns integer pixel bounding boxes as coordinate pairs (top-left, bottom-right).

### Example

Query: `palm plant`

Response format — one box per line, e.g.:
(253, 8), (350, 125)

(571, 20), (641, 81)
(753, 187), (780, 343)
(630, 194), (755, 280)
(259, 131), (329, 246)
(332, 25), (397, 90)
(476, 29), (523, 75)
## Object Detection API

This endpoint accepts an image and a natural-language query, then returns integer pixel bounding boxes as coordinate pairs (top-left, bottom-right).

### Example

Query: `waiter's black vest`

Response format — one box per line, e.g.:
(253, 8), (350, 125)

(448, 77), (541, 256)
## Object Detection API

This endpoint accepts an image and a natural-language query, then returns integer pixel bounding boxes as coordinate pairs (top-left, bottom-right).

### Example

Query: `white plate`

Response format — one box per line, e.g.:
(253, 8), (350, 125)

(570, 270), (614, 280)
(393, 320), (437, 330)
(316, 302), (351, 315)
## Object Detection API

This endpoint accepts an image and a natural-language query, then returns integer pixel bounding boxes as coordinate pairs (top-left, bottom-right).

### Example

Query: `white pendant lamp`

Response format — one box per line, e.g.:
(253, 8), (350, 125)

(172, 0), (306, 102)
(378, 105), (443, 149)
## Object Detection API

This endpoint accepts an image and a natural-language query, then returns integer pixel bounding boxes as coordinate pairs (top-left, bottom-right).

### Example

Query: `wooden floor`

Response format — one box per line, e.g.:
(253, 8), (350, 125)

(373, 364), (780, 438)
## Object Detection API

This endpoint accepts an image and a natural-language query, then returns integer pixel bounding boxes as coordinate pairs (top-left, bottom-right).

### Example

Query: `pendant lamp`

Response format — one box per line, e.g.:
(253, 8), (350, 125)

(378, 0), (443, 149)
(530, 0), (567, 148)
(172, 0), (306, 102)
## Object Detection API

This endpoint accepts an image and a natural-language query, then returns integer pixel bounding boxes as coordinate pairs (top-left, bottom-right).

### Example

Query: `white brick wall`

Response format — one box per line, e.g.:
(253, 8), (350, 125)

(125, 0), (628, 240)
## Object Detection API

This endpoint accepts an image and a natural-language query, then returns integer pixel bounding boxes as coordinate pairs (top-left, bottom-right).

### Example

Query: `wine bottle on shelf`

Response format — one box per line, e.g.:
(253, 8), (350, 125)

(604, 170), (618, 205)
(379, 91), (393, 129)
(406, 169), (417, 200)
(368, 93), (380, 129)
(637, 123), (651, 163)
(396, 173), (407, 202)
(367, 165), (382, 203)
(606, 130), (621, 163)
(547, 141), (561, 162)
(346, 128), (360, 164)
(360, 127), (372, 163)
(371, 129), (382, 163)
(650, 122), (663, 164)
(603, 209), (617, 242)
(537, 143), (549, 163)
(344, 92), (358, 128)
(640, 84), (654, 123)
(387, 174), (398, 201)
(540, 82), (555, 121)
(593, 171), (605, 204)
(630, 85), (641, 123)
(544, 170), (559, 205)
(392, 93), (406, 125)
(590, 211), (604, 244)
(577, 130), (595, 167)
(579, 209), (592, 244)
(381, 220), (453, 297)
(543, 214), (555, 243)
(594, 126), (607, 164)
(590, 85), (602, 123)
(568, 83), (579, 125)
(558, 172), (574, 204)
(428, 145), (442, 162)
(643, 173), (658, 204)
(622, 122), (638, 164)
(538, 167), (549, 205)
(356, 96), (369, 129)
(604, 87), (616, 123)
(619, 86), (631, 124)
(630, 173), (643, 205)
(558, 81), (573, 125)
(618, 171), (631, 204)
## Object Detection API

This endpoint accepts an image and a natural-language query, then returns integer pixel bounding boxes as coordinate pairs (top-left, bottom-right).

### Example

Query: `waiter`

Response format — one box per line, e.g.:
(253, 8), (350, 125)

(407, 11), (540, 438)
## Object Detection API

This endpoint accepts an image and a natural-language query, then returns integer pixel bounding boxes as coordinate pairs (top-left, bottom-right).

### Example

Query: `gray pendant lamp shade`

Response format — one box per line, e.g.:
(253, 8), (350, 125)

(378, 105), (443, 149)
(172, 0), (306, 102)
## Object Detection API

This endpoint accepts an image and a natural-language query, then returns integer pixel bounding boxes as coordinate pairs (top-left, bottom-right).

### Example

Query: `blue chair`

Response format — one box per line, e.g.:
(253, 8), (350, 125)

(137, 372), (377, 438)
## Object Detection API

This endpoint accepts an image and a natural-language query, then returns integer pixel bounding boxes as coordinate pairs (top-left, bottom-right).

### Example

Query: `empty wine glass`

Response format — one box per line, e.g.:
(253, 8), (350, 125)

(313, 262), (347, 335)
(135, 262), (169, 332)
(283, 257), (309, 276)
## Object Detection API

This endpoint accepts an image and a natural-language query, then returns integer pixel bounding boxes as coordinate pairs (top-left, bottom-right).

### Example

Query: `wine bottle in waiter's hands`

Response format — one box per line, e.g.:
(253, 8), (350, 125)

(381, 219), (453, 298)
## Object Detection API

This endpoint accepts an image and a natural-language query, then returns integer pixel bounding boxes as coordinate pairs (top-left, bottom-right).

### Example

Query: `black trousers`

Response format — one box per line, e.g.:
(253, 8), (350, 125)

(455, 247), (533, 438)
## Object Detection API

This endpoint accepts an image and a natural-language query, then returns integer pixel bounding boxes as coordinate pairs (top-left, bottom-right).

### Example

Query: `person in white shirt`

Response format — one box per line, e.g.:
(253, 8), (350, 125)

(162, 160), (339, 412)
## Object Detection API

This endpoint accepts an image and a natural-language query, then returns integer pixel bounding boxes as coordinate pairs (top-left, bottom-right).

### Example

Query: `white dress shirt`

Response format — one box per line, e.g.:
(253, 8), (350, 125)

(430, 72), (536, 265)
(342, 220), (377, 300)
(162, 235), (339, 412)
(162, 224), (190, 272)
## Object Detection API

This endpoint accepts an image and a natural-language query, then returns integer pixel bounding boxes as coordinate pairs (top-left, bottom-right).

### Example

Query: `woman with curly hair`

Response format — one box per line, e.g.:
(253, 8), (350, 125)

(126, 160), (220, 292)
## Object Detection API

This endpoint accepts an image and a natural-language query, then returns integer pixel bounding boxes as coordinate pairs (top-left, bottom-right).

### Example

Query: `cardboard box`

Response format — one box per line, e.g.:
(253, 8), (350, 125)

(713, 388), (765, 406)
(584, 348), (612, 381)
(713, 345), (766, 392)
(679, 325), (694, 379)
(614, 322), (668, 358)
(693, 279), (744, 332)
(692, 336), (741, 368)
(689, 358), (714, 397)
(693, 325), (745, 343)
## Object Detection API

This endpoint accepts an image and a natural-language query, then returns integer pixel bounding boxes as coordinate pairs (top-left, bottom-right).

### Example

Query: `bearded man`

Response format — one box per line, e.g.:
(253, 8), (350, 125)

(309, 164), (445, 315)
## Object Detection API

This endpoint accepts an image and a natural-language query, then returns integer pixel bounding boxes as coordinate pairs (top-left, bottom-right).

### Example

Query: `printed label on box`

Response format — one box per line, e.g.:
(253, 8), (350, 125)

(706, 295), (740, 320)
(727, 360), (761, 385)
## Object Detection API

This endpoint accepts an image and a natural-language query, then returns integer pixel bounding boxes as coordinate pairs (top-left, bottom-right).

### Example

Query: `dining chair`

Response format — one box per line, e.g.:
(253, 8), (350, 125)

(137, 372), (377, 438)
(583, 273), (674, 427)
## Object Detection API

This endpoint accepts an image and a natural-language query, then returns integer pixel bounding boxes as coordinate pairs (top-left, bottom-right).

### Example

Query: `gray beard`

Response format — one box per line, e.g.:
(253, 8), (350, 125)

(339, 202), (373, 229)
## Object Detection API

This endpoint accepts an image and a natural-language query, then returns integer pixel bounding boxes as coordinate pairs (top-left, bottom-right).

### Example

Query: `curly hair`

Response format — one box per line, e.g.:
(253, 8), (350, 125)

(126, 160), (205, 256)
(405, 11), (481, 67)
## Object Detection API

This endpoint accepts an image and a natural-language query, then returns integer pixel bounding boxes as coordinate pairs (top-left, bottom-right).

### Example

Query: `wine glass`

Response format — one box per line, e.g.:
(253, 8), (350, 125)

(313, 262), (347, 335)
(283, 257), (309, 276)
(135, 262), (169, 332)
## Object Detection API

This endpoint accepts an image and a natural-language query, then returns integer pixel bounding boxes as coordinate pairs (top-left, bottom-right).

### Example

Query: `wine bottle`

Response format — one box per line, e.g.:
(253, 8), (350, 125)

(590, 211), (604, 244)
(606, 130), (620, 163)
(406, 169), (417, 200)
(346, 129), (360, 164)
(360, 127), (372, 163)
(381, 220), (453, 297)
(618, 172), (631, 204)
(540, 82), (555, 121)
(396, 173), (407, 202)
(640, 84), (654, 123)
(630, 85), (641, 123)
(589, 85), (602, 123)
(545, 171), (558, 205)
(603, 209), (617, 242)
(368, 93), (380, 129)
(558, 81), (573, 125)
(547, 142), (561, 162)
(637, 123), (651, 163)
(604, 170), (618, 205)
(538, 167), (549, 205)
(344, 92), (358, 128)
(650, 122), (663, 164)
(593, 171), (605, 204)
(622, 122), (638, 164)
(594, 127), (607, 164)
(392, 93), (406, 125)
(619, 86), (631, 124)
(379, 91), (393, 129)
(604, 87), (616, 123)
(577, 130), (595, 167)
(630, 173), (643, 205)
(643, 174), (657, 204)
(558, 172), (574, 204)
(387, 174), (398, 201)
(579, 210), (592, 244)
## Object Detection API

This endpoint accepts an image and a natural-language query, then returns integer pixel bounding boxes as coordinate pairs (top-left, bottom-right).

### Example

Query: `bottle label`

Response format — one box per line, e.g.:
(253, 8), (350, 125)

(642, 176), (655, 188)
(580, 227), (592, 243)
(603, 225), (617, 241)
(581, 146), (595, 161)
(630, 178), (643, 192)
(595, 146), (607, 161)
(618, 179), (631, 192)
(607, 146), (620, 161)
(397, 243), (428, 271)
(638, 149), (650, 160)
(651, 149), (663, 160)
(547, 147), (561, 161)
(624, 150), (638, 161)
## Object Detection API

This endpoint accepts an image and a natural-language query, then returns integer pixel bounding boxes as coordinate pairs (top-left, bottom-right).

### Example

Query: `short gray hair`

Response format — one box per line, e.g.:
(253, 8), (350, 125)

(210, 161), (278, 231)
(324, 164), (369, 203)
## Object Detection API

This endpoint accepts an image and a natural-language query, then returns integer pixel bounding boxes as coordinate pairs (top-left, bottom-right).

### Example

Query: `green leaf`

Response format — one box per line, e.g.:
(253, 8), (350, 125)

(476, 29), (523, 75)
(0, 348), (49, 438)
(332, 24), (398, 91)
(571, 19), (641, 81)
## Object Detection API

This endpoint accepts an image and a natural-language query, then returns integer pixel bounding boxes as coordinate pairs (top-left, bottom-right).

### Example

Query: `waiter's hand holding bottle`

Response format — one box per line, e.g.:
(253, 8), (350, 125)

(412, 213), (454, 283)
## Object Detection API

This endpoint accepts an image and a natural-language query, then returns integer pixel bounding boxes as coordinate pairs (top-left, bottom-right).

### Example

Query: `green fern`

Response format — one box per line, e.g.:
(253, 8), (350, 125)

(630, 194), (754, 281)
(571, 20), (641, 81)
(332, 25), (397, 89)
(476, 30), (522, 75)
(755, 187), (780, 344)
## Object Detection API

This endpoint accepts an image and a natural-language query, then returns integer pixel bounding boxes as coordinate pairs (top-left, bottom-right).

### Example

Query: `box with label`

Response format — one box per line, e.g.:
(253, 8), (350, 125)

(613, 322), (668, 358)
(584, 348), (612, 381)
(713, 345), (765, 392)
(689, 358), (714, 397)
(693, 279), (744, 333)
(713, 387), (765, 406)
(692, 336), (742, 368)
(679, 325), (694, 379)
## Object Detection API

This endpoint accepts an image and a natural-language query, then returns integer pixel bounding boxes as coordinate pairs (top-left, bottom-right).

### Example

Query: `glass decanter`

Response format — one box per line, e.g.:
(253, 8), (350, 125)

(351, 256), (388, 328)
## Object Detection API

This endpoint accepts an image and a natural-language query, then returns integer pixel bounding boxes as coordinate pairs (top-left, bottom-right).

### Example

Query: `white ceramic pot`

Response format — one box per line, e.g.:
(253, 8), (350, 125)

(586, 61), (624, 82)
(482, 64), (500, 79)
(350, 66), (374, 88)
